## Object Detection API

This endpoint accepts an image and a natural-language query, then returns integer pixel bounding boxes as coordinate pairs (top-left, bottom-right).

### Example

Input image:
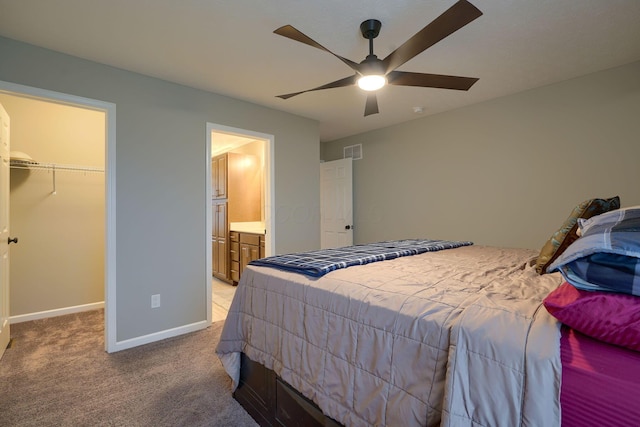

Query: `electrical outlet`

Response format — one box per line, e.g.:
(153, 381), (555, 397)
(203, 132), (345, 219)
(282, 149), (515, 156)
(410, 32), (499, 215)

(151, 294), (161, 308)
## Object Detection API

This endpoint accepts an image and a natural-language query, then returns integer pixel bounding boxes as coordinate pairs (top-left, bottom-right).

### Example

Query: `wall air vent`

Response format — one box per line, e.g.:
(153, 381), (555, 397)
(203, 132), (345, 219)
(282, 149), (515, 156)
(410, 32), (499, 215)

(343, 144), (362, 160)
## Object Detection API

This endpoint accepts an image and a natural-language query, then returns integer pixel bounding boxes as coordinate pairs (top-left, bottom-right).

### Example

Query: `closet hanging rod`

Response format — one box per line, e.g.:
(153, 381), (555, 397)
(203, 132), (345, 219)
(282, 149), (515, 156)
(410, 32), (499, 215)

(9, 162), (104, 173)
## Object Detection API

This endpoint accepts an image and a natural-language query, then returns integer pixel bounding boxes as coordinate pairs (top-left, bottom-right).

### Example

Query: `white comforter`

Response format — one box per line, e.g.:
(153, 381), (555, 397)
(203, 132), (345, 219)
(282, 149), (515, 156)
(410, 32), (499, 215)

(216, 245), (564, 426)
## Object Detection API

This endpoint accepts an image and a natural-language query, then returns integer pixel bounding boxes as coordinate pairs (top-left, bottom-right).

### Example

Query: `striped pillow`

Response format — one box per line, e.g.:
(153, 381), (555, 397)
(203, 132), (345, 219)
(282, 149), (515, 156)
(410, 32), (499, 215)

(535, 196), (620, 274)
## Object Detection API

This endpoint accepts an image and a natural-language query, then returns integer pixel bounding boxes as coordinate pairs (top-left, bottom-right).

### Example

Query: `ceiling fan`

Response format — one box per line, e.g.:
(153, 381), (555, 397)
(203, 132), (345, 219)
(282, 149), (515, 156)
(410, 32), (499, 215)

(274, 0), (482, 117)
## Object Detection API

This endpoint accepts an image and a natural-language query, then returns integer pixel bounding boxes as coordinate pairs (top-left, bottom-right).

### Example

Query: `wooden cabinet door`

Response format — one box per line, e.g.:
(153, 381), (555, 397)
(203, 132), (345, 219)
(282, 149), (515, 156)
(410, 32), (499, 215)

(213, 237), (227, 279)
(239, 233), (262, 281)
(212, 154), (227, 199)
(239, 243), (260, 274)
(240, 243), (251, 274)
(213, 202), (227, 239)
(212, 201), (228, 279)
(248, 245), (259, 263)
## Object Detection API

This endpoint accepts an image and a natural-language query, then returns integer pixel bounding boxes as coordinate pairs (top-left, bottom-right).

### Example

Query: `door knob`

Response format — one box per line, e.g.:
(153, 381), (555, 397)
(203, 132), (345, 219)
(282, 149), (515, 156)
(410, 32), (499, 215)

(8, 237), (18, 244)
(345, 225), (352, 230)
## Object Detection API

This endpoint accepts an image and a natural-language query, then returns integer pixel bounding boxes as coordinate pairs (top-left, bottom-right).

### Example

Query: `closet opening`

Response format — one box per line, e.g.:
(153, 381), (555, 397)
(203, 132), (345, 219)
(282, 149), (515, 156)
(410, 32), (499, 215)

(0, 81), (115, 351)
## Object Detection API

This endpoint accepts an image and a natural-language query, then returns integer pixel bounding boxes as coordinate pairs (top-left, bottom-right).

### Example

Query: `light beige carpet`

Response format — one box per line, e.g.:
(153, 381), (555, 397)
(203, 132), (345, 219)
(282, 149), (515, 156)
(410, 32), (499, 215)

(0, 310), (258, 427)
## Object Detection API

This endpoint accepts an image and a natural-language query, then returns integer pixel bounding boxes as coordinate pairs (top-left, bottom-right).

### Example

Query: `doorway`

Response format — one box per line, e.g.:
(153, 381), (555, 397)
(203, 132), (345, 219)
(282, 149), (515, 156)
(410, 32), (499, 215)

(206, 123), (274, 322)
(0, 80), (115, 351)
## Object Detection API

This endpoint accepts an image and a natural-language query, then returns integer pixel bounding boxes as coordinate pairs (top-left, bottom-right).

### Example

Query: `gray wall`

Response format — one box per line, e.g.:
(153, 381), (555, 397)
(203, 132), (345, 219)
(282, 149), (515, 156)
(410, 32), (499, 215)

(0, 36), (320, 342)
(322, 60), (640, 251)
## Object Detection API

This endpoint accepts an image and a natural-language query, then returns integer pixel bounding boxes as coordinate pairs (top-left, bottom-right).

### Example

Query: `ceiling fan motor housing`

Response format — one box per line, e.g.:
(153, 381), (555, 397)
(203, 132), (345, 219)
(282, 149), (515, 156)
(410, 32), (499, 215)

(360, 19), (382, 40)
(359, 55), (385, 76)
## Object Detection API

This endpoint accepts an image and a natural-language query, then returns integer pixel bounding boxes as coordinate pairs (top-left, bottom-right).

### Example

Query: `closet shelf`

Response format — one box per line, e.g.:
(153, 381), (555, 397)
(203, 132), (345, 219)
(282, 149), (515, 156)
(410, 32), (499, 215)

(9, 162), (104, 173)
(9, 161), (104, 195)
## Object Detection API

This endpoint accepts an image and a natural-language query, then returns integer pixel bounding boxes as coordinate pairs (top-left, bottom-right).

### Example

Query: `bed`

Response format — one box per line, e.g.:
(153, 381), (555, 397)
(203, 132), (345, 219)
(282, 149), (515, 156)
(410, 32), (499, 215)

(215, 198), (640, 427)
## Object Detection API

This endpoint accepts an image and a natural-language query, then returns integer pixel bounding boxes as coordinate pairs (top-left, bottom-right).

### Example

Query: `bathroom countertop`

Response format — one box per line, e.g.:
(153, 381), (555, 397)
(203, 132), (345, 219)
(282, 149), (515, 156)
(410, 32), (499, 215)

(229, 221), (265, 234)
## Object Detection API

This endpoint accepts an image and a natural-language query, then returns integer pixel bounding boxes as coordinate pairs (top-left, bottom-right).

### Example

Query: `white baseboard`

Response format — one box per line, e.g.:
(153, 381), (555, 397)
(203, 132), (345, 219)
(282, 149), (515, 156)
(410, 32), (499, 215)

(10, 302), (210, 354)
(108, 320), (209, 353)
(10, 302), (105, 324)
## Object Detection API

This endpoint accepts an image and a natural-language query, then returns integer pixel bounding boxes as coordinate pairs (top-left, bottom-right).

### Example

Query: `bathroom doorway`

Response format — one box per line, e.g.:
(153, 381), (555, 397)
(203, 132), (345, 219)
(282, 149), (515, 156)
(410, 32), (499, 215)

(206, 123), (274, 322)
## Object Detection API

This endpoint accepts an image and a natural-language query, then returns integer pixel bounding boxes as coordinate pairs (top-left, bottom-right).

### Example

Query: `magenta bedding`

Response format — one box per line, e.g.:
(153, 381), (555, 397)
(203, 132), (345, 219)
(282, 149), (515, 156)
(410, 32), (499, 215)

(560, 326), (640, 426)
(545, 282), (640, 352)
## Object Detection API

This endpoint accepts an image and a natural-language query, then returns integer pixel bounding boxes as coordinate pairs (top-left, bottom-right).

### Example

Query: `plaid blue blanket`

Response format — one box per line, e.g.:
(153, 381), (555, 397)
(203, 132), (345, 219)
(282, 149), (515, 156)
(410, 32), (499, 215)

(249, 239), (473, 277)
(548, 216), (640, 296)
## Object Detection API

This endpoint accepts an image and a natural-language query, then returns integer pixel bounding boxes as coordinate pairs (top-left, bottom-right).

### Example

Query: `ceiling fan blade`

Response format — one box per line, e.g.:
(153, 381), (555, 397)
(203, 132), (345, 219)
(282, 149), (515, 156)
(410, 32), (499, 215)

(274, 25), (361, 72)
(381, 0), (482, 74)
(387, 71), (478, 90)
(364, 93), (379, 116)
(276, 75), (357, 100)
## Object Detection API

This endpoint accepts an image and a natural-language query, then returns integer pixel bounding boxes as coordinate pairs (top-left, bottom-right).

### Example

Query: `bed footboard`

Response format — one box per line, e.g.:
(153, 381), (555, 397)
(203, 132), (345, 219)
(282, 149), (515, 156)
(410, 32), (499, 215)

(233, 353), (343, 427)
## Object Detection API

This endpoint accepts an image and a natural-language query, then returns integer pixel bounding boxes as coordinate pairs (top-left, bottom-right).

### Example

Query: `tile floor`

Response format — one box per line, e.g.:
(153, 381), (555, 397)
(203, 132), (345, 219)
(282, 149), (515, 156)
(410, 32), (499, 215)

(212, 277), (237, 322)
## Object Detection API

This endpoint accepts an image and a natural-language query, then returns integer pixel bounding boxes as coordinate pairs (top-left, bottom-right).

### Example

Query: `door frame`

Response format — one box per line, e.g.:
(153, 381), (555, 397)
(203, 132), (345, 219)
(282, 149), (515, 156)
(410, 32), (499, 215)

(0, 80), (116, 352)
(206, 123), (275, 311)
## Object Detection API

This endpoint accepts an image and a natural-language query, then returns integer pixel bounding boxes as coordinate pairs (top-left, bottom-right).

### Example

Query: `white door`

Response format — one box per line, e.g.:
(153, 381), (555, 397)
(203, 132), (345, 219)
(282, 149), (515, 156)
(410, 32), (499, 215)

(0, 103), (10, 359)
(320, 158), (353, 249)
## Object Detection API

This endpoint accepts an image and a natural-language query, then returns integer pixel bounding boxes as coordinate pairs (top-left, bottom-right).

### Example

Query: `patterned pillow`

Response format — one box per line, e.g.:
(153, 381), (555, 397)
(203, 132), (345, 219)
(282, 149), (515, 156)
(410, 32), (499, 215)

(547, 215), (640, 295)
(578, 205), (640, 236)
(535, 196), (620, 274)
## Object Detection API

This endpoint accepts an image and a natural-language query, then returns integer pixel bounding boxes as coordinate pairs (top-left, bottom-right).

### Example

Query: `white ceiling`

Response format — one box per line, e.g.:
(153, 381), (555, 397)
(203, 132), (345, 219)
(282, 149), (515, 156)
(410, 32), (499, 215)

(1, 0), (639, 142)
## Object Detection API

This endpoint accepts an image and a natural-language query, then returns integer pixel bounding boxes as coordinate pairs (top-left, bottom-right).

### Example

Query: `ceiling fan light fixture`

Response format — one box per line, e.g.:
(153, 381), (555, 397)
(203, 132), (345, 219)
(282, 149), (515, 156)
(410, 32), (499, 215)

(357, 74), (386, 91)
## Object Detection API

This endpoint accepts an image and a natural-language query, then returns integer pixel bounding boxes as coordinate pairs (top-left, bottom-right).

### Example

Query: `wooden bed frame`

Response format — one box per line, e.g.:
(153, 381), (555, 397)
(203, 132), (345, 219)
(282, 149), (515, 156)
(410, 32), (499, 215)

(234, 353), (343, 427)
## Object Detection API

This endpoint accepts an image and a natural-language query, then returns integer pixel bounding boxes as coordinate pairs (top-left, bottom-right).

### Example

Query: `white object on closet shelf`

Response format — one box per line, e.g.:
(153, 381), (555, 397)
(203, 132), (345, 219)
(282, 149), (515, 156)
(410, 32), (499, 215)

(9, 150), (37, 165)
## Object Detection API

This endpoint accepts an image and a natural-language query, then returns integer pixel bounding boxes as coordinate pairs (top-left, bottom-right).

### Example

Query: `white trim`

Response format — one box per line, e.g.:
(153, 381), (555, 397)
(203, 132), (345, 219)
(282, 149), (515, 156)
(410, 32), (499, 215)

(265, 131), (275, 257)
(0, 81), (113, 112)
(104, 96), (117, 353)
(10, 302), (104, 324)
(108, 319), (210, 352)
(0, 80), (117, 353)
(205, 125), (212, 324)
